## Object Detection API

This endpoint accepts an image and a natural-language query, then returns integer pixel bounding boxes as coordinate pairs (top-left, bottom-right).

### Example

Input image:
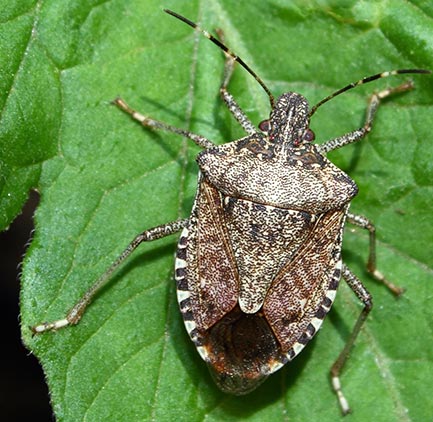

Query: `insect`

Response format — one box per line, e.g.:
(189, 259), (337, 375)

(32, 9), (430, 415)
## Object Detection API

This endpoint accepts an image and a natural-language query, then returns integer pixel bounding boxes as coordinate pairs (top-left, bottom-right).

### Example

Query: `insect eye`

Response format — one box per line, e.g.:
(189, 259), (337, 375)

(303, 128), (315, 142)
(259, 119), (271, 133)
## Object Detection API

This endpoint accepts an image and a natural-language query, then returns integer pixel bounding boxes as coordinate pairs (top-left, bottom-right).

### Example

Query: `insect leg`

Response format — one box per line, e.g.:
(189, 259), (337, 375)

(331, 264), (373, 415)
(347, 212), (404, 295)
(215, 29), (257, 135)
(32, 219), (189, 334)
(319, 81), (415, 154)
(113, 97), (216, 149)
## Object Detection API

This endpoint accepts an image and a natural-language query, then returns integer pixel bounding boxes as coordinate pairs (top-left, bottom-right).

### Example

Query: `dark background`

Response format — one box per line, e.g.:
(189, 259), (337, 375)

(1, 190), (52, 421)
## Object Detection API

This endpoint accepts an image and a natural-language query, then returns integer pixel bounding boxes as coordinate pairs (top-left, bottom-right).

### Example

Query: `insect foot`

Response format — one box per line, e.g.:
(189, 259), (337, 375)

(31, 8), (431, 416)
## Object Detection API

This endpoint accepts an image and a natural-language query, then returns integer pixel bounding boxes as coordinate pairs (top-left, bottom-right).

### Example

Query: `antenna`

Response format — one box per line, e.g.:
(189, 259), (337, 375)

(309, 69), (431, 117)
(164, 9), (275, 108)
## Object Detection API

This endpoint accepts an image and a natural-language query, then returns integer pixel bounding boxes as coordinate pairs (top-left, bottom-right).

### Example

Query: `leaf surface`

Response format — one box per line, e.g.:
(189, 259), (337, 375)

(7, 1), (433, 421)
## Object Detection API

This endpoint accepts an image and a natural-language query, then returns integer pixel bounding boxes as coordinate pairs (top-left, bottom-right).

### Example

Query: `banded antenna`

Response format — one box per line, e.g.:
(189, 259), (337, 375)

(165, 10), (430, 117)
(165, 9), (275, 108)
(309, 69), (431, 117)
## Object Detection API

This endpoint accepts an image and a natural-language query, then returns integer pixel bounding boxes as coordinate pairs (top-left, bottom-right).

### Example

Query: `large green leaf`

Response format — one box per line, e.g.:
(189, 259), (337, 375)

(6, 0), (432, 420)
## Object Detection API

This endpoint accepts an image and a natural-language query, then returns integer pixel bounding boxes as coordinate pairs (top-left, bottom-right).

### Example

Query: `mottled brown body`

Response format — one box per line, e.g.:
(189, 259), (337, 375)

(175, 114), (357, 393)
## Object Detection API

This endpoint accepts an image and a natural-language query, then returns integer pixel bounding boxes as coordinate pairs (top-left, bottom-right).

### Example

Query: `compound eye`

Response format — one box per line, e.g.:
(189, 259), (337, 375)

(259, 119), (271, 133)
(303, 128), (315, 142)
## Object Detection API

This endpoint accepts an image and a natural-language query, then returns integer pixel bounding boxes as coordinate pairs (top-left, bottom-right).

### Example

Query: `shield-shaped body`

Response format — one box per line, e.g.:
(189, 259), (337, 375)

(175, 129), (358, 394)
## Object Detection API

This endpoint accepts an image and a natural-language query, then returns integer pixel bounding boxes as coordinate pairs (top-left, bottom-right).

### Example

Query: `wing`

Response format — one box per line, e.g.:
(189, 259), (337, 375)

(185, 176), (240, 332)
(263, 207), (347, 356)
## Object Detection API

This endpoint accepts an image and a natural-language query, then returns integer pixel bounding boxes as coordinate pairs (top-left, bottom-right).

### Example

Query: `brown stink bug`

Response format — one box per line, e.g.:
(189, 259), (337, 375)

(32, 9), (431, 415)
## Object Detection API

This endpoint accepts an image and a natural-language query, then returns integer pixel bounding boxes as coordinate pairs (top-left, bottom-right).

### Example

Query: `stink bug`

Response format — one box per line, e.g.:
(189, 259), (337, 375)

(32, 9), (431, 415)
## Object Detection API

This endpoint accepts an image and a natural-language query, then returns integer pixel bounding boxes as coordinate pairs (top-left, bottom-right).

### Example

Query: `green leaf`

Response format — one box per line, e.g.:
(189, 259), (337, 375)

(7, 0), (432, 421)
